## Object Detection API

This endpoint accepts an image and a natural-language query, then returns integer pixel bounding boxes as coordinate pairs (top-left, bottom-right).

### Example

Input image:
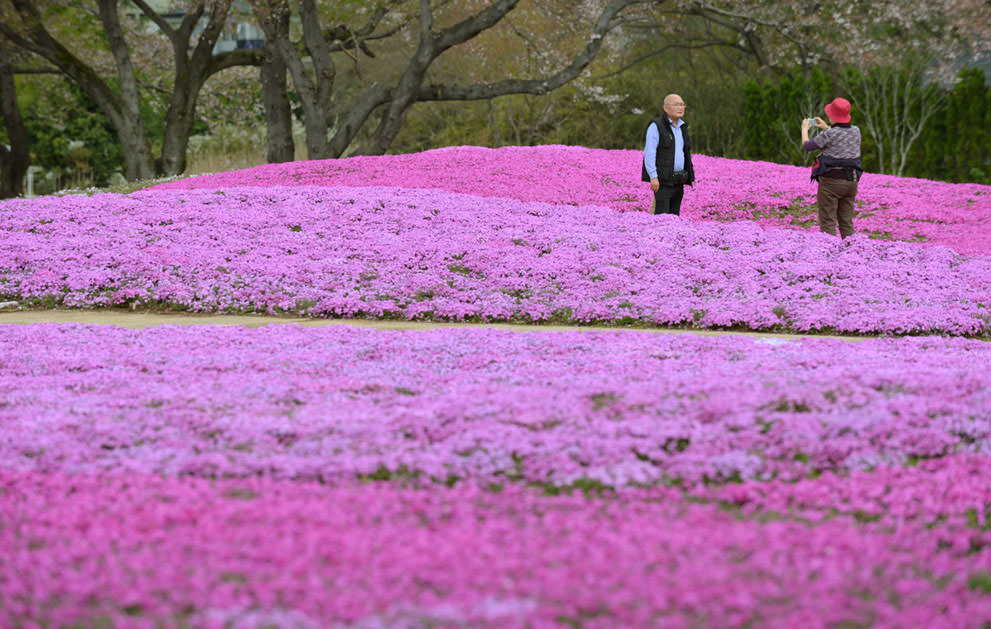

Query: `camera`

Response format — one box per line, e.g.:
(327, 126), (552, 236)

(807, 118), (817, 125)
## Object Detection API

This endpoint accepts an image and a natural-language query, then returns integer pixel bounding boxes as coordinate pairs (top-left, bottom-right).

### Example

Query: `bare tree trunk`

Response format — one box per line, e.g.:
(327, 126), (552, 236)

(254, 0), (423, 158)
(141, 0), (210, 176)
(0, 40), (30, 199)
(3, 0), (263, 181)
(254, 0), (330, 159)
(1, 0), (158, 180)
(255, 3), (294, 162)
(299, 0), (336, 129)
(94, 0), (157, 180)
(357, 0), (521, 155)
(257, 0), (649, 159)
(355, 0), (648, 156)
(261, 40), (295, 163)
(326, 84), (391, 157)
(158, 77), (195, 176)
(155, 46), (265, 176)
(132, 0), (241, 176)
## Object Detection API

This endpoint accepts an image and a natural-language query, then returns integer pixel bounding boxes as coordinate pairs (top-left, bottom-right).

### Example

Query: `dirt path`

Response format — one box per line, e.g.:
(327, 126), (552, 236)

(0, 308), (864, 341)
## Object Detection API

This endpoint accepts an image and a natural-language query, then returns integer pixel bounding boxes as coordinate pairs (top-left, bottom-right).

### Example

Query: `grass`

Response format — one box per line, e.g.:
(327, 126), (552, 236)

(24, 133), (308, 198)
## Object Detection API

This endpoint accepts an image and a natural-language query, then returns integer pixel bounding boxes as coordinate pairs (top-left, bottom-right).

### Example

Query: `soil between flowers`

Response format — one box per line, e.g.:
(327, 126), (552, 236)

(0, 307), (863, 341)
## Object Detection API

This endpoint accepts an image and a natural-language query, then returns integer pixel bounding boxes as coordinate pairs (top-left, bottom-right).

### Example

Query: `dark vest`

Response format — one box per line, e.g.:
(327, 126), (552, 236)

(641, 115), (695, 185)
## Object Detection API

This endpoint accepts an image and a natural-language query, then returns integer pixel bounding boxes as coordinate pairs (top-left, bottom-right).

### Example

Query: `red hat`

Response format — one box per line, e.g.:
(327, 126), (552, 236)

(824, 97), (851, 124)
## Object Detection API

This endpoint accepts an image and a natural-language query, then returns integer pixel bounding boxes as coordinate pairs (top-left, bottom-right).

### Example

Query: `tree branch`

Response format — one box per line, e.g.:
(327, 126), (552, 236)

(589, 41), (749, 81)
(416, 0), (652, 102)
(130, 0), (182, 36)
(432, 0), (520, 55)
(11, 66), (62, 75)
(205, 48), (266, 77)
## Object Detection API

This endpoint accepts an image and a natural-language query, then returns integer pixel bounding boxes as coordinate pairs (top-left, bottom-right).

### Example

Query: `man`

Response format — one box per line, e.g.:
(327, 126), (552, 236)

(802, 97), (863, 238)
(642, 94), (695, 215)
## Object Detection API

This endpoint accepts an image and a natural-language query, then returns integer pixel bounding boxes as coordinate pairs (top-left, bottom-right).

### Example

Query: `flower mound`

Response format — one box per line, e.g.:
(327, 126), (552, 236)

(3, 470), (989, 629)
(149, 145), (991, 255)
(3, 185), (991, 336)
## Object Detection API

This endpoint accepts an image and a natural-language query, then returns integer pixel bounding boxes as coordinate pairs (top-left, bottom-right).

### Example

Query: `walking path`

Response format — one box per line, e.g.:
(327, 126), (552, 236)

(0, 308), (863, 341)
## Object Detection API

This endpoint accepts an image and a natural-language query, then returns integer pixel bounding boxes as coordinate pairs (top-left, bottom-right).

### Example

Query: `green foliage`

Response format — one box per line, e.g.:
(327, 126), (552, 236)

(741, 66), (835, 165)
(20, 78), (122, 188)
(741, 80), (770, 162)
(908, 67), (991, 184)
(969, 571), (991, 593)
(742, 64), (989, 183)
(966, 506), (991, 531)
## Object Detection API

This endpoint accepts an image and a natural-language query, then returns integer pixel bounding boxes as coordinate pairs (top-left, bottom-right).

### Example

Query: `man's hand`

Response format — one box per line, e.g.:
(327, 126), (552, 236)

(650, 177), (660, 192)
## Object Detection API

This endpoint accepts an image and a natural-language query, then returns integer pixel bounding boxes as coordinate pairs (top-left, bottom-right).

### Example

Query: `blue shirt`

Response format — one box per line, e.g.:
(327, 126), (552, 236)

(643, 119), (685, 179)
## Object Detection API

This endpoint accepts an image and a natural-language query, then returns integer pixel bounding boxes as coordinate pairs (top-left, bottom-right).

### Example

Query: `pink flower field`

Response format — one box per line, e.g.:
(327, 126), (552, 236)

(2, 145), (991, 627)
(2, 325), (991, 627)
(3, 184), (991, 336)
(152, 145), (991, 256)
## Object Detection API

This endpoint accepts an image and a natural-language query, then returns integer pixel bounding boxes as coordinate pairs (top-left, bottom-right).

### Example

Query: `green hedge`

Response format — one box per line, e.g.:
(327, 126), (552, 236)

(742, 66), (990, 184)
(910, 68), (991, 184)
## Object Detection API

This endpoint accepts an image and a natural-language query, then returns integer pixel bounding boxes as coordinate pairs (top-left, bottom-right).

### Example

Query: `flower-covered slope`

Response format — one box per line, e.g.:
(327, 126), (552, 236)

(150, 145), (991, 255)
(3, 185), (990, 335)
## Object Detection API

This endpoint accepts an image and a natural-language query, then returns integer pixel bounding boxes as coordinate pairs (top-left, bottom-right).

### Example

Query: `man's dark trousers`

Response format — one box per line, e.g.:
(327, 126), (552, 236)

(653, 184), (685, 215)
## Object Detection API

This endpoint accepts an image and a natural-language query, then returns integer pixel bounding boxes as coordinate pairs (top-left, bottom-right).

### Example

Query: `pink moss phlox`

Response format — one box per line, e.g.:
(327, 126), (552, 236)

(2, 470), (989, 628)
(3, 324), (990, 488)
(2, 185), (990, 335)
(144, 145), (991, 255)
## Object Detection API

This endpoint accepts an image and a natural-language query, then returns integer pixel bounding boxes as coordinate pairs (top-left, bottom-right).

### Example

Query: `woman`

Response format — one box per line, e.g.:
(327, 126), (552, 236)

(802, 97), (863, 238)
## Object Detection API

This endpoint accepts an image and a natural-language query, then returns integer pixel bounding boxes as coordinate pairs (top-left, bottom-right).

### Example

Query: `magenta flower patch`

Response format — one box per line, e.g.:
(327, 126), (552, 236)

(3, 469), (989, 628)
(148, 145), (991, 255)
